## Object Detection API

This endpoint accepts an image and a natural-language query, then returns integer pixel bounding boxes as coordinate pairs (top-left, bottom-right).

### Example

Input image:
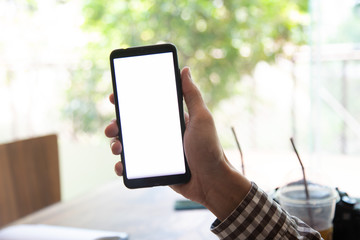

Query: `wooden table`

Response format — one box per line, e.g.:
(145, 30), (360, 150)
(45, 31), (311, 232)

(11, 180), (217, 240)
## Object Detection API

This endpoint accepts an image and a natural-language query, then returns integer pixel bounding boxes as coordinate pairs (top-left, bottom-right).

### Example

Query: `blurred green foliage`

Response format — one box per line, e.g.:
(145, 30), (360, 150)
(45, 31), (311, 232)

(64, 0), (308, 136)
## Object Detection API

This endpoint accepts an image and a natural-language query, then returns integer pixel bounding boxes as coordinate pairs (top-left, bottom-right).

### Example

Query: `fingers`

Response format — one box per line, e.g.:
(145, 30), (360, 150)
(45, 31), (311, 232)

(115, 161), (123, 176)
(110, 138), (122, 155)
(104, 119), (118, 138)
(105, 119), (122, 155)
(108, 93), (123, 176)
(109, 93), (115, 104)
(181, 67), (208, 117)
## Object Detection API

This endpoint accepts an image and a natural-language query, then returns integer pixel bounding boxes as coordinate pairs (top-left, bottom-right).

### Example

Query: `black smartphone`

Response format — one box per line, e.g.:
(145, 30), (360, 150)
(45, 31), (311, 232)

(109, 43), (191, 189)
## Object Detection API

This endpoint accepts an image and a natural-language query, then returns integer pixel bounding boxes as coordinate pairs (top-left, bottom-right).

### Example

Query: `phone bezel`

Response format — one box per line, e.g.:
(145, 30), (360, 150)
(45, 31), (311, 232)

(109, 43), (191, 189)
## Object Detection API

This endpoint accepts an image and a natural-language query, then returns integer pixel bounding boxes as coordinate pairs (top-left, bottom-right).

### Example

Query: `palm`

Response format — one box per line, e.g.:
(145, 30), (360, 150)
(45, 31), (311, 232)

(171, 109), (225, 205)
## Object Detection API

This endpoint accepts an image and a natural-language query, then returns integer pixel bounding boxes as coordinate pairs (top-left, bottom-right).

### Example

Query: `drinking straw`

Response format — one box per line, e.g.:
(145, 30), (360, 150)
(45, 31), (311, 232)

(290, 137), (310, 200)
(290, 137), (314, 227)
(231, 126), (245, 176)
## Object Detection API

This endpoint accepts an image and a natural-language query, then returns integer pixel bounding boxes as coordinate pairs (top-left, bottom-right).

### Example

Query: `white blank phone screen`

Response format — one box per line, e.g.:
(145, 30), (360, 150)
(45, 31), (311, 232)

(113, 52), (186, 179)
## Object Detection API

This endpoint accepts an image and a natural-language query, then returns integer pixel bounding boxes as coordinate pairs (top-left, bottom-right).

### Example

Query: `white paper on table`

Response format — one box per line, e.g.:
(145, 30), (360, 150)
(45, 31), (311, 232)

(0, 224), (128, 240)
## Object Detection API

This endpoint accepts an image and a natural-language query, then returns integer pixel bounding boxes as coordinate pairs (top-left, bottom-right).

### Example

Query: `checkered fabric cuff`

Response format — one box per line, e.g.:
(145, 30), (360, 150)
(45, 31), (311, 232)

(210, 182), (322, 240)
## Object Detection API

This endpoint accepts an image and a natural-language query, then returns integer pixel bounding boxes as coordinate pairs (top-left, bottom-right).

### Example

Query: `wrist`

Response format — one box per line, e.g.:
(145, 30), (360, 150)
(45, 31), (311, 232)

(203, 164), (251, 221)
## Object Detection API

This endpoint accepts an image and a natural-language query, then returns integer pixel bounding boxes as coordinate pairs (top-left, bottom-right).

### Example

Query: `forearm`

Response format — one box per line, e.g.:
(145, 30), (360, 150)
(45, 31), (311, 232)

(202, 164), (251, 221)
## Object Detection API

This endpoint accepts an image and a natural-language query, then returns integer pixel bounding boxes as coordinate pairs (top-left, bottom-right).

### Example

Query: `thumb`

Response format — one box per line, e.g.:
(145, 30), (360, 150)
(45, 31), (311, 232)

(181, 67), (207, 117)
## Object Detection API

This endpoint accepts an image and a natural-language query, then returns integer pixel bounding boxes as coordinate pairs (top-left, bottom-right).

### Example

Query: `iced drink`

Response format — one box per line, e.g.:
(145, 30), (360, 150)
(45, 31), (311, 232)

(278, 183), (338, 240)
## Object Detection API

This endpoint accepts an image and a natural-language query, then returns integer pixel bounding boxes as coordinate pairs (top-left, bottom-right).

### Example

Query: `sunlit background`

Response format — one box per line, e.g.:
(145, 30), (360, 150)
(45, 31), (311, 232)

(1, 0), (359, 200)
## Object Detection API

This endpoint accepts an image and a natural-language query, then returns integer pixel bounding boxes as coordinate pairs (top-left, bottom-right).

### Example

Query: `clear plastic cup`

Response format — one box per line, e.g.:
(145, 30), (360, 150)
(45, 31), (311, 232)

(278, 183), (339, 240)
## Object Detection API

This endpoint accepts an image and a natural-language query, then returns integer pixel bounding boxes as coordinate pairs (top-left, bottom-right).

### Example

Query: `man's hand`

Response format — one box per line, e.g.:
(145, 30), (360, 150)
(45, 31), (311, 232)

(104, 67), (251, 221)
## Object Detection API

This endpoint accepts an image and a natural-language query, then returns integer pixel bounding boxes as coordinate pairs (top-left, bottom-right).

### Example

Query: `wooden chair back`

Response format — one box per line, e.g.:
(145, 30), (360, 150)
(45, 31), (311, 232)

(0, 134), (60, 226)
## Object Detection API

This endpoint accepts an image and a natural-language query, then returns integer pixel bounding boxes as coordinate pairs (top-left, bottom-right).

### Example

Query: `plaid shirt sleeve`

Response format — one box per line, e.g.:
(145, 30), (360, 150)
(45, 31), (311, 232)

(211, 182), (323, 240)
